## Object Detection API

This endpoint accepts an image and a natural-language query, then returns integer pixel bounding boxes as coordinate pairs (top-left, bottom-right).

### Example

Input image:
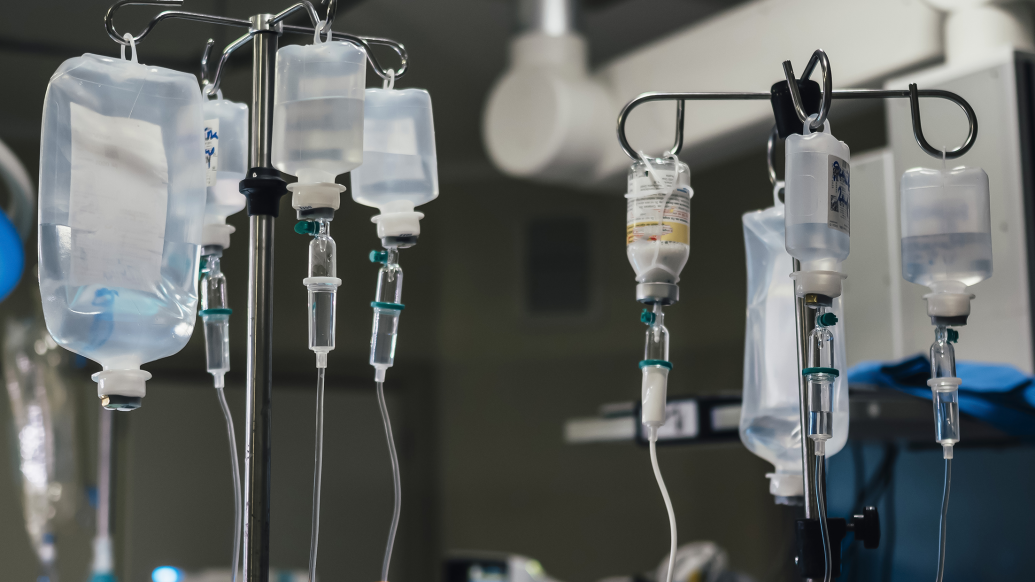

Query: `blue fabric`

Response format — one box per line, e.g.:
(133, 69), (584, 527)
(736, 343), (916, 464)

(0, 209), (22, 302)
(848, 355), (1035, 438)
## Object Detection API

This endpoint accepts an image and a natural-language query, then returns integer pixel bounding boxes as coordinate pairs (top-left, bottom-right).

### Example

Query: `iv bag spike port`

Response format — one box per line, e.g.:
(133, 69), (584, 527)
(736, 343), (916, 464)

(615, 49), (978, 162)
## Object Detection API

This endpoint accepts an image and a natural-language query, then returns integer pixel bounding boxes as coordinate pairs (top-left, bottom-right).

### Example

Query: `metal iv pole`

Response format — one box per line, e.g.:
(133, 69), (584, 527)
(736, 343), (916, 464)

(104, 2), (409, 579)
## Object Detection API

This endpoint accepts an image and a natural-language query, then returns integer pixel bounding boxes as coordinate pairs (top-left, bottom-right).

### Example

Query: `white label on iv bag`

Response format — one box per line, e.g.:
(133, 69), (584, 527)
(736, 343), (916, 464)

(68, 103), (168, 293)
(828, 155), (850, 235)
(626, 191), (690, 245)
(204, 118), (218, 187)
(628, 167), (677, 197)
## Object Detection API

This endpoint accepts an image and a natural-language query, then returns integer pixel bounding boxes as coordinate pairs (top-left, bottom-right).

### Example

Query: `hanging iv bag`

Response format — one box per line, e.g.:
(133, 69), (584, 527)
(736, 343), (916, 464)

(201, 94), (248, 248)
(38, 51), (207, 409)
(740, 187), (848, 501)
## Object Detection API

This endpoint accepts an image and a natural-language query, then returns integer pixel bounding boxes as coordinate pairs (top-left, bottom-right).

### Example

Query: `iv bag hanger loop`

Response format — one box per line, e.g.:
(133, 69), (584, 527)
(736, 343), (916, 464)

(107, 0), (408, 83)
(782, 49), (832, 132)
(616, 50), (979, 162)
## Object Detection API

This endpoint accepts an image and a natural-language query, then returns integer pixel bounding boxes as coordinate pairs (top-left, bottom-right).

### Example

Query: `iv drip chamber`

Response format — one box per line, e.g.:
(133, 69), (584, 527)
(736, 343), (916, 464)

(38, 53), (208, 409)
(201, 97), (248, 248)
(900, 166), (991, 322)
(784, 117), (850, 298)
(626, 157), (692, 304)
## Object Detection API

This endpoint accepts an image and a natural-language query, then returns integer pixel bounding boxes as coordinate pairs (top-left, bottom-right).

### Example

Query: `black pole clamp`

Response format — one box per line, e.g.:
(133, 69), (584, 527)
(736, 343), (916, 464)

(240, 167), (288, 217)
(795, 506), (881, 578)
(770, 79), (822, 139)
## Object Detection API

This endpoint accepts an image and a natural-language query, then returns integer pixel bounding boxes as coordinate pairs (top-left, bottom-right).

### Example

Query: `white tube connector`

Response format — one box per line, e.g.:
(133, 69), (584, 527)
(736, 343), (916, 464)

(641, 363), (671, 428)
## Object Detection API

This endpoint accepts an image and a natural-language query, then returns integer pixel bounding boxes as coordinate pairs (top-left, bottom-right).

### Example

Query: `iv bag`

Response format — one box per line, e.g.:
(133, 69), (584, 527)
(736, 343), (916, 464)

(201, 95), (248, 249)
(38, 52), (207, 407)
(3, 294), (82, 574)
(740, 189), (848, 500)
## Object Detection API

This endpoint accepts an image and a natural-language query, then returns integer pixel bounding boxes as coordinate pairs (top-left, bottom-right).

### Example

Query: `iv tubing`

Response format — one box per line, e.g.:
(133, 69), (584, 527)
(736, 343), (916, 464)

(309, 368), (326, 582)
(814, 456), (832, 582)
(377, 380), (401, 582)
(936, 458), (952, 582)
(649, 427), (677, 582)
(216, 387), (242, 582)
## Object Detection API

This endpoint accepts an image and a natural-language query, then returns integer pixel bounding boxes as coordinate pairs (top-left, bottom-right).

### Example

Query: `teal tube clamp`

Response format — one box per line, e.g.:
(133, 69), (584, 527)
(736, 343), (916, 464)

(370, 250), (389, 264)
(639, 359), (672, 369)
(817, 312), (838, 327)
(802, 366), (839, 377)
(947, 329), (959, 343)
(640, 308), (656, 325)
(372, 301), (405, 311)
(294, 220), (318, 235)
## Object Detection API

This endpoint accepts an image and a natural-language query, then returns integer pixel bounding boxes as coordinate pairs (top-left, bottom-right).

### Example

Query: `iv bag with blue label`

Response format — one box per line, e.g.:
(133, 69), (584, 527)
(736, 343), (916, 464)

(740, 184), (848, 503)
(38, 47), (207, 410)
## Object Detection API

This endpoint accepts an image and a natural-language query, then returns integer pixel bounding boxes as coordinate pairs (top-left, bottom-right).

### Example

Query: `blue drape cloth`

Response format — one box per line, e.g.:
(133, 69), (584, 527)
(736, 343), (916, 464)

(848, 355), (1035, 438)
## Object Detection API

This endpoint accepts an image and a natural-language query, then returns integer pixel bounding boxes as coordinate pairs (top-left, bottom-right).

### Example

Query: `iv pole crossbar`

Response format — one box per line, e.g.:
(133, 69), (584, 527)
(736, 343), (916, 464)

(616, 87), (979, 162)
(106, 0), (408, 94)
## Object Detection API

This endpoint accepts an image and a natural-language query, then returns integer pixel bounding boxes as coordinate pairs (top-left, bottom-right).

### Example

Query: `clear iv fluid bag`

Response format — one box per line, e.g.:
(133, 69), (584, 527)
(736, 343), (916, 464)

(784, 122), (851, 271)
(740, 202), (848, 479)
(272, 40), (366, 182)
(351, 88), (439, 208)
(202, 97), (248, 224)
(900, 166), (992, 289)
(626, 158), (692, 284)
(38, 54), (206, 373)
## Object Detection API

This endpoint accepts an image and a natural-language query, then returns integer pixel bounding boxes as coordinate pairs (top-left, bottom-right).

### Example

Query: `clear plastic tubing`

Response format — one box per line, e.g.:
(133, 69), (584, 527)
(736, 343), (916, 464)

(929, 326), (958, 582)
(804, 308), (838, 457)
(215, 387), (242, 582)
(370, 249), (404, 382)
(309, 368), (326, 582)
(377, 381), (401, 582)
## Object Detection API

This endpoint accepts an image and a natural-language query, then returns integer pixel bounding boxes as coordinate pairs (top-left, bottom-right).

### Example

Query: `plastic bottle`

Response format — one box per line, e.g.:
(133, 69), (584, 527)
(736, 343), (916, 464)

(202, 95), (248, 249)
(784, 117), (850, 298)
(38, 50), (207, 410)
(351, 87), (438, 242)
(900, 166), (991, 322)
(273, 36), (366, 189)
(625, 156), (692, 303)
(740, 184), (848, 501)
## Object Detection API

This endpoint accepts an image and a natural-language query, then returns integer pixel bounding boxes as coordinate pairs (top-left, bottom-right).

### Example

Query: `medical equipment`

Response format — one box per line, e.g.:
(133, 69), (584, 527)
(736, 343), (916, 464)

(91, 1), (408, 578)
(0, 136), (33, 302)
(3, 294), (82, 582)
(616, 48), (976, 581)
(740, 131), (848, 504)
(90, 408), (117, 582)
(623, 151), (690, 582)
(273, 19), (368, 582)
(352, 76), (438, 582)
(38, 39), (208, 411)
(900, 163), (991, 582)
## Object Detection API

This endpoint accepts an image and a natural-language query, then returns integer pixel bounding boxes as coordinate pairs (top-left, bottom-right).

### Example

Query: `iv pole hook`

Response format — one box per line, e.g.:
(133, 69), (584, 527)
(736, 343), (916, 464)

(782, 49), (832, 132)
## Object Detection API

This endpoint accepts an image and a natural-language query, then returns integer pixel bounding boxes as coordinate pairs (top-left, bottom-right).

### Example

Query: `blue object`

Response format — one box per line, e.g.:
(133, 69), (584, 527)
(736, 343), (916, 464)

(370, 249), (388, 263)
(89, 574), (118, 582)
(848, 355), (1035, 437)
(0, 208), (23, 302)
(151, 566), (182, 582)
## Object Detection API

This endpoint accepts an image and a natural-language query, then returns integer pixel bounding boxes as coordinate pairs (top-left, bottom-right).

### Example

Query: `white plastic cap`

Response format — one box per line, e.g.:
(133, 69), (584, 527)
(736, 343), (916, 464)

(790, 270), (847, 298)
(372, 199), (425, 239)
(202, 223), (236, 248)
(92, 368), (151, 398)
(924, 291), (974, 318)
(766, 472), (804, 497)
(641, 365), (670, 427)
(289, 181), (346, 212)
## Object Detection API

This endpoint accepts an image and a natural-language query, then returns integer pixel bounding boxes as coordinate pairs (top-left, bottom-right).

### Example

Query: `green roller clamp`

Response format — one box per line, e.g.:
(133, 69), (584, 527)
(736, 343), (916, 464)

(641, 308), (656, 325)
(947, 329), (959, 343)
(817, 312), (838, 327)
(294, 220), (318, 235)
(370, 250), (389, 264)
(639, 359), (672, 370)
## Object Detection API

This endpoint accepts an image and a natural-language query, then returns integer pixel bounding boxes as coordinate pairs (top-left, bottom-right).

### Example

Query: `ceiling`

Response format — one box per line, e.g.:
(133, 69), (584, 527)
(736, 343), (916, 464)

(0, 0), (748, 183)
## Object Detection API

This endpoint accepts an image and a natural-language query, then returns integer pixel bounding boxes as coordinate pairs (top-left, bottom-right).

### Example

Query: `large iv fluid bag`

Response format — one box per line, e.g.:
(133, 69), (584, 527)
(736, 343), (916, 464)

(202, 95), (248, 248)
(38, 53), (207, 409)
(740, 189), (848, 501)
(626, 157), (692, 285)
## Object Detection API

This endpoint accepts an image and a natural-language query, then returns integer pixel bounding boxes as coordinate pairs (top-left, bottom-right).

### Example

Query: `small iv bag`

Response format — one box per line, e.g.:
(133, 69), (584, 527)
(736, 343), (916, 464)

(351, 88), (439, 240)
(900, 166), (992, 317)
(740, 185), (848, 501)
(201, 95), (248, 248)
(38, 51), (207, 409)
(784, 118), (851, 298)
(272, 36), (366, 185)
(626, 157), (692, 287)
